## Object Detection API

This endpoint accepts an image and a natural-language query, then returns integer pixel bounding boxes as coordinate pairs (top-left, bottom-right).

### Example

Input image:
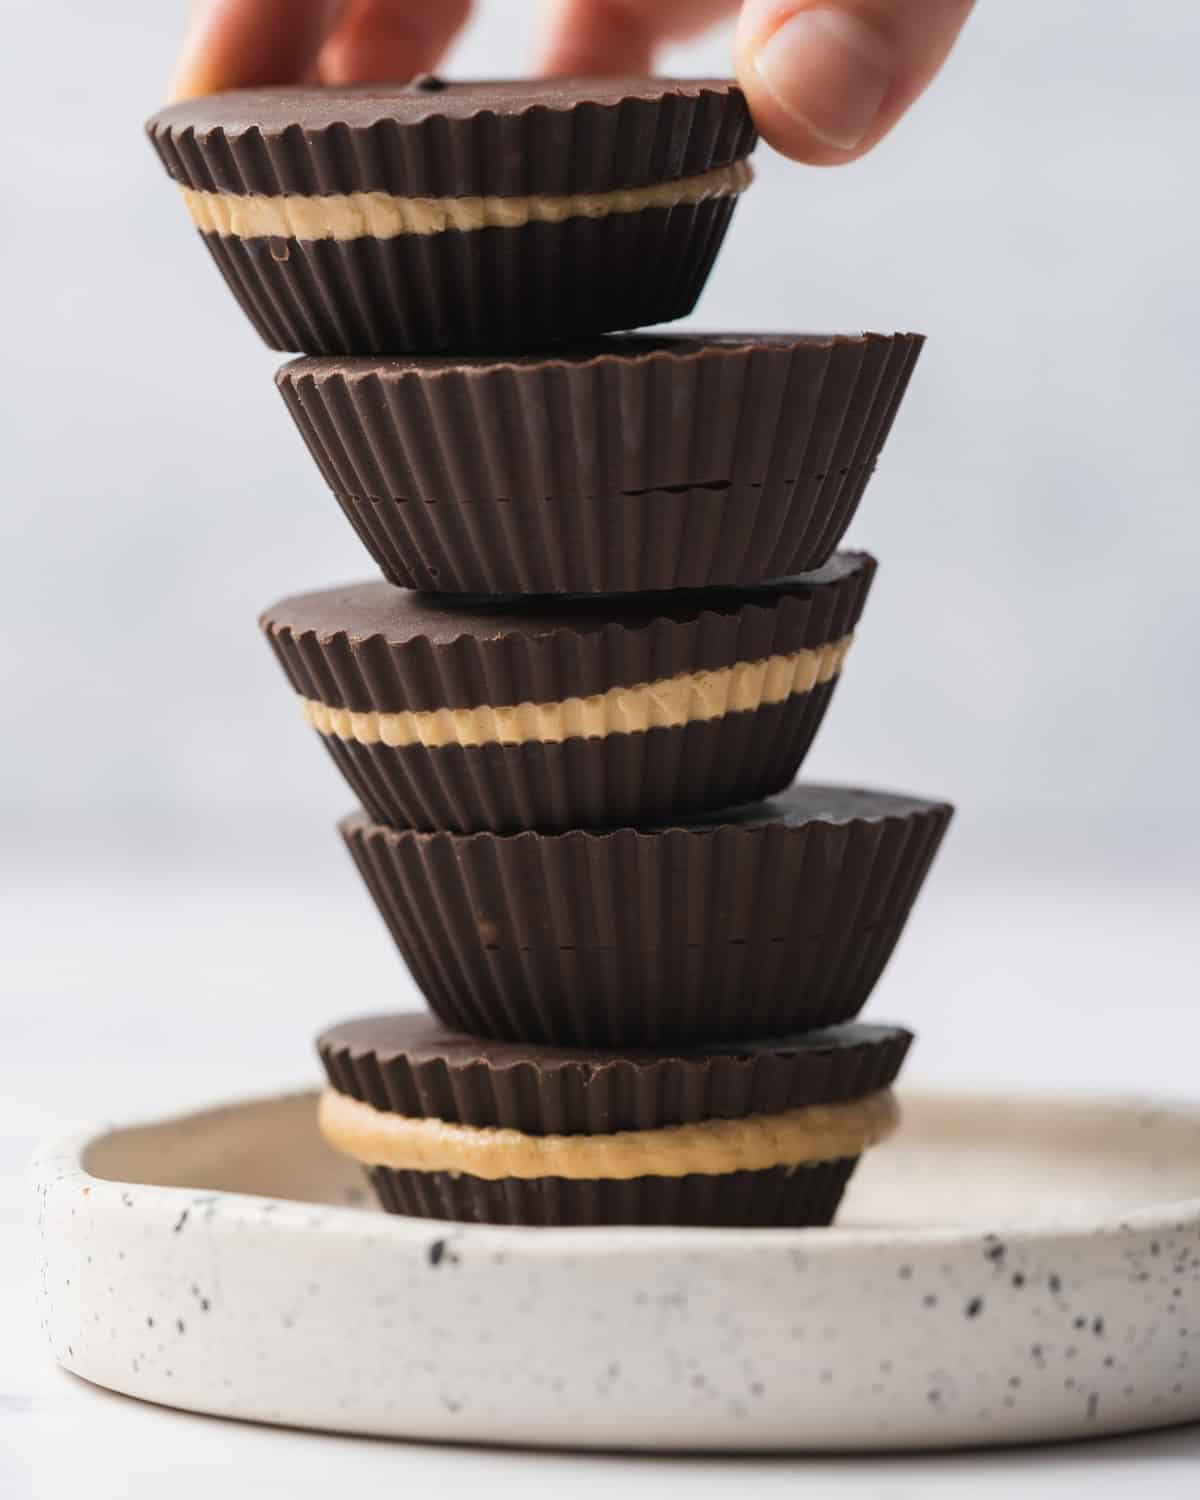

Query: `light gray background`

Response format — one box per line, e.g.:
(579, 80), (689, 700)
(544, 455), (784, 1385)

(4, 0), (1199, 847)
(3, 1), (1198, 848)
(3, 3), (1199, 1491)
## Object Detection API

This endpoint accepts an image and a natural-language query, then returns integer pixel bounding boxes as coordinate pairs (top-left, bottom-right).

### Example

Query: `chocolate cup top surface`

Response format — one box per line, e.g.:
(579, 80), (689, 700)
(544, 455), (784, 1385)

(648, 781), (954, 833)
(350, 781), (955, 843)
(148, 76), (743, 135)
(318, 1011), (913, 1135)
(262, 553), (870, 647)
(322, 1009), (908, 1071)
(278, 330), (915, 381)
(146, 76), (754, 197)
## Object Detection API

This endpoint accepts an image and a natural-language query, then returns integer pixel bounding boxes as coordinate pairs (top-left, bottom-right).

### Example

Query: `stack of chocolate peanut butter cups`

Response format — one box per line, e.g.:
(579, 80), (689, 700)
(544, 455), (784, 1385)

(149, 77), (953, 1229)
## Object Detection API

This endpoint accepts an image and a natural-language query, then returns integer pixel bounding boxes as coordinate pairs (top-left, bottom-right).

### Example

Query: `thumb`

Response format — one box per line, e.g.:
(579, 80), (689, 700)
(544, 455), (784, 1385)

(735, 0), (974, 165)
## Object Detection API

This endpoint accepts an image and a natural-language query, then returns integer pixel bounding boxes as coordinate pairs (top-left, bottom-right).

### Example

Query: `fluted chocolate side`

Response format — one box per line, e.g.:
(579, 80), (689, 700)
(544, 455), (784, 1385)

(323, 683), (834, 833)
(317, 1012), (913, 1133)
(368, 1160), (857, 1226)
(277, 332), (921, 590)
(190, 199), (739, 354)
(319, 469), (873, 594)
(339, 784), (952, 1044)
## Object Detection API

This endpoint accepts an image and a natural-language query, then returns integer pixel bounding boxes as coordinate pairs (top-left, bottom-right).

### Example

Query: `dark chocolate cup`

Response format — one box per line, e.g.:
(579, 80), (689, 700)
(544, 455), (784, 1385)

(318, 1011), (911, 1227)
(277, 333), (922, 591)
(262, 556), (873, 835)
(147, 79), (755, 355)
(368, 1161), (857, 1227)
(193, 199), (739, 355)
(339, 783), (953, 1047)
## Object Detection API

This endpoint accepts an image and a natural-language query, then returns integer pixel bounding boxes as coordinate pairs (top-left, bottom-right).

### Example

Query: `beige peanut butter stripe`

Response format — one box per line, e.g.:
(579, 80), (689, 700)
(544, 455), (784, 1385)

(180, 159), (753, 241)
(318, 1087), (899, 1181)
(302, 635), (851, 750)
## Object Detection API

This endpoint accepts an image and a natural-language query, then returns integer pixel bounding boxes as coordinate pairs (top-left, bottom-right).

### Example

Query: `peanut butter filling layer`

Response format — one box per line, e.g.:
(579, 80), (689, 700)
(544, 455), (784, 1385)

(181, 159), (753, 242)
(319, 1087), (899, 1181)
(302, 635), (851, 750)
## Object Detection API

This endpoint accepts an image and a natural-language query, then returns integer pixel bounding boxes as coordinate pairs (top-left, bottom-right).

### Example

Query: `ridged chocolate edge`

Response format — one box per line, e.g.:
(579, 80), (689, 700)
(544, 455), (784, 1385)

(368, 1159), (857, 1227)
(339, 795), (952, 1043)
(148, 84), (756, 197)
(261, 554), (874, 714)
(191, 197), (739, 355)
(319, 683), (839, 833)
(276, 333), (922, 504)
(326, 469), (876, 593)
(318, 1019), (911, 1134)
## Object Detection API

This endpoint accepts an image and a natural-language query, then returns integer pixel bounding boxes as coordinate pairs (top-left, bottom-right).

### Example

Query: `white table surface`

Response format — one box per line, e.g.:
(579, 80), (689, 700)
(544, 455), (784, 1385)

(5, 823), (1199, 1496)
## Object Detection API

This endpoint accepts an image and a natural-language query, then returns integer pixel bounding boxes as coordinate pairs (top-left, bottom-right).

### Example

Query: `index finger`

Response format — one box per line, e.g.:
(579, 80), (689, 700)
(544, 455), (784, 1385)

(171, 0), (345, 101)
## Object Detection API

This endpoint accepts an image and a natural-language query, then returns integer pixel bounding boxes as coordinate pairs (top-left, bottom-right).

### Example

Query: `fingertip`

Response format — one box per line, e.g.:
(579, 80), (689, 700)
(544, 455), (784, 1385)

(167, 56), (219, 104)
(166, 0), (346, 102)
(168, 20), (218, 102)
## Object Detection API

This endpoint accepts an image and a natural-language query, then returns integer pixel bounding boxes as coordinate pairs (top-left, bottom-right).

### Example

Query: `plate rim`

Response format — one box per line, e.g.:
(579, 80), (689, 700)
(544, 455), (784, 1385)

(31, 1083), (1200, 1255)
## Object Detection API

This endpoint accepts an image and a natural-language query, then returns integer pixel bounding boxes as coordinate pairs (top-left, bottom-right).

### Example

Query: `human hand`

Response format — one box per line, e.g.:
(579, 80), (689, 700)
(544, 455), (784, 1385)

(170, 1), (974, 165)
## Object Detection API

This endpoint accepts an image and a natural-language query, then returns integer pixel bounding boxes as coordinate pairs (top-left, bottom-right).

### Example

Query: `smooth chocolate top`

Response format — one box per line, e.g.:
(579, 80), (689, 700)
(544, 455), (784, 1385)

(260, 555), (875, 711)
(324, 1011), (907, 1071)
(147, 77), (755, 198)
(279, 332), (913, 383)
(318, 1012), (913, 1134)
(662, 783), (955, 832)
(263, 555), (868, 644)
(149, 77), (741, 134)
(345, 782), (955, 845)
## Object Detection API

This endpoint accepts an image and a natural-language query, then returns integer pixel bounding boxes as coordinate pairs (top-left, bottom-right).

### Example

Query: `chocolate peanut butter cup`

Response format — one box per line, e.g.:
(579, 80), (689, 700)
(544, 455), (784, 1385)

(317, 1012), (913, 1227)
(260, 554), (875, 833)
(341, 784), (953, 1047)
(146, 78), (756, 354)
(277, 332), (923, 593)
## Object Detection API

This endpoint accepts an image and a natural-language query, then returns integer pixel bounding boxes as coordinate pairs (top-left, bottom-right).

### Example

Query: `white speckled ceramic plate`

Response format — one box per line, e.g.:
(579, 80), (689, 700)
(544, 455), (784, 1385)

(32, 1088), (1200, 1450)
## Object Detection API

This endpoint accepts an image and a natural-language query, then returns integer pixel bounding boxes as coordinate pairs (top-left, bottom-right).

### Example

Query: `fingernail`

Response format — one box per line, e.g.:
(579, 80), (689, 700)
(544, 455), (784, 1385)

(753, 7), (894, 152)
